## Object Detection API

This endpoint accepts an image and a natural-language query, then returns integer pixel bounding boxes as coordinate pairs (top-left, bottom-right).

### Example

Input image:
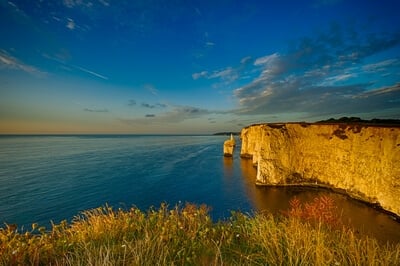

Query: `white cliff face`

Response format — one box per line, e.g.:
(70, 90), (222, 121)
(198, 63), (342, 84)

(240, 123), (400, 216)
(223, 135), (236, 157)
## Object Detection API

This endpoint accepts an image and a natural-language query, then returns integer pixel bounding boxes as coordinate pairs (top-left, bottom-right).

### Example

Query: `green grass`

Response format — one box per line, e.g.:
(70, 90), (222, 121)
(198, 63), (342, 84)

(1, 197), (399, 265)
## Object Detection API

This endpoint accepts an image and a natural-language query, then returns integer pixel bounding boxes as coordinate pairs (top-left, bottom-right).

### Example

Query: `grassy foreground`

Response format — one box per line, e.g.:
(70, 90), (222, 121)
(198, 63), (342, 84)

(1, 197), (399, 265)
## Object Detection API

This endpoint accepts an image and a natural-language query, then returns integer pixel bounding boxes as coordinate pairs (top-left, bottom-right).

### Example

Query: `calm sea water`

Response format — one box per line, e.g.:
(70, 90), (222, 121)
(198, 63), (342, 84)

(0, 135), (399, 243)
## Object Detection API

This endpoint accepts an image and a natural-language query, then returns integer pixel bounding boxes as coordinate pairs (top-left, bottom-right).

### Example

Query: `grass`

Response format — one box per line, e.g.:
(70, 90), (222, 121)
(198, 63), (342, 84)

(1, 197), (399, 265)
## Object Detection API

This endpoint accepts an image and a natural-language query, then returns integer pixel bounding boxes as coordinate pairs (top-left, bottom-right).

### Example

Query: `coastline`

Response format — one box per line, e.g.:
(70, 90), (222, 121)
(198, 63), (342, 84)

(241, 121), (400, 216)
(255, 181), (400, 222)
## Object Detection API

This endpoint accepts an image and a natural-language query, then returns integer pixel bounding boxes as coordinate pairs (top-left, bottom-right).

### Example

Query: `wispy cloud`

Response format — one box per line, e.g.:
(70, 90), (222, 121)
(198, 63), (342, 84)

(209, 67), (238, 81)
(0, 50), (46, 76)
(6, 1), (29, 18)
(84, 108), (109, 113)
(205, 41), (215, 47)
(321, 73), (356, 86)
(355, 83), (400, 99)
(121, 105), (212, 125)
(192, 71), (208, 80)
(144, 84), (158, 95)
(128, 99), (136, 106)
(66, 18), (75, 30)
(63, 0), (75, 8)
(363, 59), (399, 73)
(192, 56), (255, 85)
(192, 67), (239, 83)
(98, 0), (110, 7)
(240, 56), (252, 64)
(141, 102), (167, 109)
(156, 103), (167, 108)
(253, 53), (280, 66)
(141, 103), (155, 109)
(63, 0), (103, 8)
(232, 25), (400, 118)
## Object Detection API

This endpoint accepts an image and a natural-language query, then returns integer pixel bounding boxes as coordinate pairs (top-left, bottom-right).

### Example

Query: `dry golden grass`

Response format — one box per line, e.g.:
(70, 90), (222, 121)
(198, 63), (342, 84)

(1, 198), (399, 265)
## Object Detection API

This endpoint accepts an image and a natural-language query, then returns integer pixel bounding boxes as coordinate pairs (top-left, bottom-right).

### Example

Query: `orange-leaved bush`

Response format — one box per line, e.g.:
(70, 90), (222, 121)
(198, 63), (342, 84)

(285, 195), (341, 228)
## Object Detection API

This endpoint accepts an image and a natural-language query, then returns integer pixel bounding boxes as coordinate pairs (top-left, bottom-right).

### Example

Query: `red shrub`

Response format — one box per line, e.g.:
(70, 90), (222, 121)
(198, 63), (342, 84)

(285, 195), (341, 228)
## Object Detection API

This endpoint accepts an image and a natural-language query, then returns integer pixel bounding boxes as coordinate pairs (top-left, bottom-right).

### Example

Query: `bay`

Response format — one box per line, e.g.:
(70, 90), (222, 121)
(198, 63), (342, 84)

(0, 135), (399, 244)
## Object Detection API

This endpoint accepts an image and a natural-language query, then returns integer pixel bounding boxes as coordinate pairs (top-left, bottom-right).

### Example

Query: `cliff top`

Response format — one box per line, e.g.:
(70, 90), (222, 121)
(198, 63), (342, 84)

(244, 117), (400, 129)
(316, 117), (400, 126)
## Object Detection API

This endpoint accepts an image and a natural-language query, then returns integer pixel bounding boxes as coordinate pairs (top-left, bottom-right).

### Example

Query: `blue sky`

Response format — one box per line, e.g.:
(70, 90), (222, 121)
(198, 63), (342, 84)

(1, 0), (399, 134)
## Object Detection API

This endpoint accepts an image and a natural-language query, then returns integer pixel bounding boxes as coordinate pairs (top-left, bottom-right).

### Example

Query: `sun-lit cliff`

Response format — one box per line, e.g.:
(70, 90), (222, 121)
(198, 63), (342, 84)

(240, 123), (400, 216)
(223, 134), (236, 157)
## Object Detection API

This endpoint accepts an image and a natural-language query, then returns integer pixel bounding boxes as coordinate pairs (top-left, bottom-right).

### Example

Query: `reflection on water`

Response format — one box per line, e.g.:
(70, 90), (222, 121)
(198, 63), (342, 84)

(223, 157), (400, 244)
(223, 157), (234, 177)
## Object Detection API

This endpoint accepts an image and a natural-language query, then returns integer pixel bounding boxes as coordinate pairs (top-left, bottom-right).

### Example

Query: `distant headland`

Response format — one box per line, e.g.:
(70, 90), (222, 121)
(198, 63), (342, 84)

(213, 132), (240, 136)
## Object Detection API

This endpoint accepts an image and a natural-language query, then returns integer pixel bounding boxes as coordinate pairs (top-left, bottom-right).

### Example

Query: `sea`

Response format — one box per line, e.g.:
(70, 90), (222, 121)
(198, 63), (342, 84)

(0, 135), (399, 243)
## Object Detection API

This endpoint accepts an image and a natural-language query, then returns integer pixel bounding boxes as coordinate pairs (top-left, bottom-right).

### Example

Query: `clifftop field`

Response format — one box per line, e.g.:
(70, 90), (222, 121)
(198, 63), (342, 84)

(1, 197), (399, 265)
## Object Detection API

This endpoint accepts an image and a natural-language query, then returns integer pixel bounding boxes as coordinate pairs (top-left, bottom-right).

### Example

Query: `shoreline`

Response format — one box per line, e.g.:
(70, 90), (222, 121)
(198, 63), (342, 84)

(255, 181), (400, 222)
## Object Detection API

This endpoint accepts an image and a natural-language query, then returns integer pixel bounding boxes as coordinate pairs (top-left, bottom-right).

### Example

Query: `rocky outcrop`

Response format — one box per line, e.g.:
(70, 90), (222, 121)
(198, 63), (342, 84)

(240, 123), (400, 216)
(223, 134), (236, 157)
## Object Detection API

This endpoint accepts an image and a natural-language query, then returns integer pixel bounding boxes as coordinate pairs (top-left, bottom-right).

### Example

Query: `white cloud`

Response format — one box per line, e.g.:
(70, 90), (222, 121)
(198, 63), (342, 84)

(240, 56), (252, 64)
(63, 0), (76, 8)
(254, 53), (280, 66)
(192, 71), (208, 80)
(322, 73), (356, 85)
(363, 59), (399, 72)
(192, 67), (238, 82)
(66, 18), (75, 30)
(144, 84), (158, 95)
(63, 0), (88, 8)
(209, 67), (238, 81)
(7, 1), (27, 17)
(355, 83), (400, 98)
(0, 50), (45, 76)
(98, 0), (110, 6)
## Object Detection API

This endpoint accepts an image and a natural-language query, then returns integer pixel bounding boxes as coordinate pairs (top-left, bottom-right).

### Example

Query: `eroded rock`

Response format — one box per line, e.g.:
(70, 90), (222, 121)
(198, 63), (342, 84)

(223, 134), (236, 157)
(241, 123), (400, 216)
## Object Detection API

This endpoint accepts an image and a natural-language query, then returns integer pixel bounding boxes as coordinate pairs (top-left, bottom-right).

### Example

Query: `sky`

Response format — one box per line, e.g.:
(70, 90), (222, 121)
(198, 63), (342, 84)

(0, 0), (399, 134)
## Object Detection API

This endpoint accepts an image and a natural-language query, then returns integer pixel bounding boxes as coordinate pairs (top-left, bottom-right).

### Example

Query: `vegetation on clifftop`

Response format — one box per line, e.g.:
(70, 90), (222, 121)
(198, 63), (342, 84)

(1, 196), (399, 265)
(316, 116), (400, 126)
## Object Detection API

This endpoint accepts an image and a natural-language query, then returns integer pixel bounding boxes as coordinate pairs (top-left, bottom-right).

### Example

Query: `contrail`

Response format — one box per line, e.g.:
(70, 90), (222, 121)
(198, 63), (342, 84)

(75, 65), (109, 80)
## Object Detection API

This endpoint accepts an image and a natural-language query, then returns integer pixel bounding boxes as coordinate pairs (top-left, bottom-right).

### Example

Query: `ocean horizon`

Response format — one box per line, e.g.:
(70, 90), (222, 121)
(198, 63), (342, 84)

(1, 134), (399, 243)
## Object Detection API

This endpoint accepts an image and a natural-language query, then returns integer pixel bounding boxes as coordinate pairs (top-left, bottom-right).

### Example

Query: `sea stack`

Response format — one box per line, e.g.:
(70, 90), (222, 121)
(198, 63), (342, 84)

(223, 133), (236, 157)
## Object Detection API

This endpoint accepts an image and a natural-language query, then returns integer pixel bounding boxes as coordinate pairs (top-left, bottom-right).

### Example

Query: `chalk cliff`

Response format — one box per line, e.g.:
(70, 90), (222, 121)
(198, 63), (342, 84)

(240, 123), (400, 216)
